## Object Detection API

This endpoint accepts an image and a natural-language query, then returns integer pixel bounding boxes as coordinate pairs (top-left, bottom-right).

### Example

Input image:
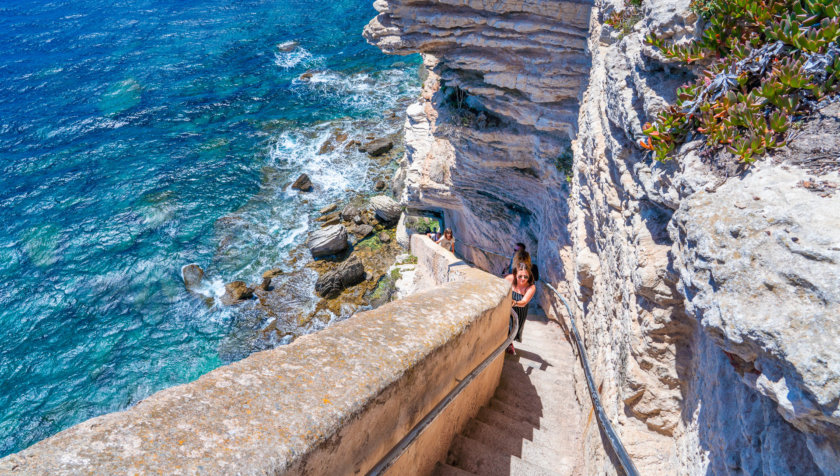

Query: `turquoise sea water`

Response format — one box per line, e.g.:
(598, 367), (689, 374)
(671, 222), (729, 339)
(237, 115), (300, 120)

(0, 0), (419, 456)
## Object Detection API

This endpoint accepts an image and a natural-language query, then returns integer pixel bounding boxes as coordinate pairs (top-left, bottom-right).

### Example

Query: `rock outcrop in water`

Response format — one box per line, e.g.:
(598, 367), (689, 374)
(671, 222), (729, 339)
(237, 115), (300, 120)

(181, 263), (204, 291)
(366, 0), (840, 473)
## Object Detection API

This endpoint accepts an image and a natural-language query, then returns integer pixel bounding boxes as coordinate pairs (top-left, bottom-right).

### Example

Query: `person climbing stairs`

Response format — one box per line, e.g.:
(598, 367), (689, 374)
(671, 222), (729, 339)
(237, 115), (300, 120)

(432, 306), (584, 476)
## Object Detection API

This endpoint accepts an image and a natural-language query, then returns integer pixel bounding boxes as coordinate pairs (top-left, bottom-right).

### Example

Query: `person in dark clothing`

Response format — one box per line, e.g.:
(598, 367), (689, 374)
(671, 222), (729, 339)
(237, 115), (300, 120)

(507, 242), (540, 282)
(504, 262), (536, 354)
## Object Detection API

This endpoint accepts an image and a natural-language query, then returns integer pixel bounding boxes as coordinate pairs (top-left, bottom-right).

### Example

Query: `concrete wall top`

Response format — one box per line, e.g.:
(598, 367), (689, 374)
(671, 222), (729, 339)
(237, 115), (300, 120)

(0, 234), (511, 475)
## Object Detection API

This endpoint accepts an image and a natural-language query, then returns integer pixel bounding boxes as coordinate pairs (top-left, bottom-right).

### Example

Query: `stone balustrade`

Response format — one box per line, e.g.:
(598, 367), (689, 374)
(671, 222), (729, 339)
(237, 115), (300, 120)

(0, 234), (512, 475)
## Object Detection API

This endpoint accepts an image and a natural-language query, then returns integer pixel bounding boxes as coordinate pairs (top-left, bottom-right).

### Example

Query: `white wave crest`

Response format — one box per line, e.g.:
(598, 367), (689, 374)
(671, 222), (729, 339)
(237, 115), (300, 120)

(273, 46), (321, 70)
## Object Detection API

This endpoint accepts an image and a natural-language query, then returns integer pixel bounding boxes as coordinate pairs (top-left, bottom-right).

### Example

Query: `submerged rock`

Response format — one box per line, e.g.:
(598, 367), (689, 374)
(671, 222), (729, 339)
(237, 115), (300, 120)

(221, 281), (253, 305)
(291, 173), (313, 192)
(277, 41), (298, 52)
(375, 180), (386, 191)
(379, 232), (391, 243)
(370, 195), (401, 224)
(314, 256), (366, 298)
(307, 225), (348, 257)
(181, 264), (204, 291)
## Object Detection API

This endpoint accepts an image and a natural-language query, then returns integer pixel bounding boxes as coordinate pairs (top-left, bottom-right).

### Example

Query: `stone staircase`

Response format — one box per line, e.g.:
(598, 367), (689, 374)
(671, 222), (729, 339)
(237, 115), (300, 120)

(433, 307), (584, 476)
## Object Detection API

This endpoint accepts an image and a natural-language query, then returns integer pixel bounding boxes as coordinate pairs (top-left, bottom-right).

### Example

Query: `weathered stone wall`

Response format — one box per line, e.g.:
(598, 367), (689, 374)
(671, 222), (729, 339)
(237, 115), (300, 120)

(0, 237), (512, 475)
(366, 0), (839, 474)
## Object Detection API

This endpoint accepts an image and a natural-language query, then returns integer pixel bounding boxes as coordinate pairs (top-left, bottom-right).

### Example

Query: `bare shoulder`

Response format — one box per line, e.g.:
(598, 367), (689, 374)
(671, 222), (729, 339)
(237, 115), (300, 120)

(504, 274), (514, 284)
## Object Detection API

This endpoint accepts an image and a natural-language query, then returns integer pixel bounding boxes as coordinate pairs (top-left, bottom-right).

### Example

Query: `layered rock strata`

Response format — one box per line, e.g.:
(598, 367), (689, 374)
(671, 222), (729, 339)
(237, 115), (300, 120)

(366, 0), (839, 473)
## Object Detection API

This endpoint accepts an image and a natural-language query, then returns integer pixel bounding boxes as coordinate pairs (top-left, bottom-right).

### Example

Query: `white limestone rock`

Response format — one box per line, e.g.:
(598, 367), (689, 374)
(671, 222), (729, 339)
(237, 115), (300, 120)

(307, 225), (349, 257)
(370, 195), (402, 224)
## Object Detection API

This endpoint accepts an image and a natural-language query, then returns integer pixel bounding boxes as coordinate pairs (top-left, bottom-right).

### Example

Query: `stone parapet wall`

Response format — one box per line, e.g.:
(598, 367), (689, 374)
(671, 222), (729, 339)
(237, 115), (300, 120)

(0, 236), (512, 475)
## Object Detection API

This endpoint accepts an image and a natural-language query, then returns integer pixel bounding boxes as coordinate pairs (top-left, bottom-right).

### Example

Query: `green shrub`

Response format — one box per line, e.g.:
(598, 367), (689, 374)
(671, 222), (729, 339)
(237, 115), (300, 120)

(409, 217), (439, 234)
(642, 0), (840, 163)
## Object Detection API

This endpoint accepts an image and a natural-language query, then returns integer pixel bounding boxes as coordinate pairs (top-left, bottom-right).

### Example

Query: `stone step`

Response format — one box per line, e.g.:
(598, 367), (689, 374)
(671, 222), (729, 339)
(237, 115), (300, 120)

(504, 354), (576, 377)
(488, 397), (580, 430)
(493, 384), (550, 416)
(476, 407), (579, 445)
(462, 418), (576, 469)
(492, 380), (580, 420)
(446, 434), (564, 476)
(497, 368), (575, 397)
(492, 383), (581, 429)
(502, 358), (575, 382)
(431, 462), (476, 476)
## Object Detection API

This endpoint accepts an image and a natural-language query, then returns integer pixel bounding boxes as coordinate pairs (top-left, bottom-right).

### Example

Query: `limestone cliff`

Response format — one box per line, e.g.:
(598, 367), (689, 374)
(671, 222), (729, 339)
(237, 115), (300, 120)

(366, 0), (840, 474)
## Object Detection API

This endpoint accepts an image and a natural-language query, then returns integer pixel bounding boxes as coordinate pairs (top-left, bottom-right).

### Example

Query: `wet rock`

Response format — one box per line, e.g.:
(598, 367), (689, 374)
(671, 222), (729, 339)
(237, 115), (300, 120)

(314, 256), (366, 298)
(353, 215), (364, 225)
(307, 225), (348, 257)
(379, 232), (391, 243)
(370, 195), (401, 225)
(182, 264), (204, 291)
(277, 41), (298, 52)
(290, 173), (312, 192)
(319, 203), (339, 215)
(299, 71), (313, 81)
(221, 281), (253, 305)
(317, 130), (348, 155)
(340, 204), (360, 221)
(320, 217), (340, 227)
(375, 180), (386, 191)
(260, 268), (283, 291)
(317, 211), (340, 223)
(360, 138), (393, 156)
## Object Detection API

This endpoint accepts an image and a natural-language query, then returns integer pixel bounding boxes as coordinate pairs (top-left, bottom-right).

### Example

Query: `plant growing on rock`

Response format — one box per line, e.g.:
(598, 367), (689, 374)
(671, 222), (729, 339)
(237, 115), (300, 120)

(605, 0), (644, 37)
(642, 0), (840, 163)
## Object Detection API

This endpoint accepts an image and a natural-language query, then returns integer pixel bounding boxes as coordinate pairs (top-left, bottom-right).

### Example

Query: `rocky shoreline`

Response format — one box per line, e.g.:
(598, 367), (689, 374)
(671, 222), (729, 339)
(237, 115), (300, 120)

(180, 102), (421, 355)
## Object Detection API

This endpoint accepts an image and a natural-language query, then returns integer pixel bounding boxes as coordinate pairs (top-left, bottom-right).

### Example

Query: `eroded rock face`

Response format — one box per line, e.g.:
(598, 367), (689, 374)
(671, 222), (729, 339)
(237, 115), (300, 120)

(307, 225), (349, 257)
(671, 109), (840, 469)
(366, 0), (838, 473)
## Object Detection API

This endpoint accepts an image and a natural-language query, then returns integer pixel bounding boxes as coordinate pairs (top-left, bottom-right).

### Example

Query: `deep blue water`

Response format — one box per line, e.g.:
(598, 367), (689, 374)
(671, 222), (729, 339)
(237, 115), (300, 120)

(0, 0), (419, 456)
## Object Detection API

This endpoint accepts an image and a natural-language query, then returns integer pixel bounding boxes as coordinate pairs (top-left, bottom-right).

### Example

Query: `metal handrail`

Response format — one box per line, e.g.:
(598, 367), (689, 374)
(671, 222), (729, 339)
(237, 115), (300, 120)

(367, 309), (519, 475)
(457, 241), (640, 476)
(539, 280), (640, 476)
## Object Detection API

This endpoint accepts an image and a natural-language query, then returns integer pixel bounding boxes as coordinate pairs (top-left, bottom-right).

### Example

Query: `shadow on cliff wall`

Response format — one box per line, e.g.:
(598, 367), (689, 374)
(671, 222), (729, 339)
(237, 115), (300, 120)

(677, 317), (823, 474)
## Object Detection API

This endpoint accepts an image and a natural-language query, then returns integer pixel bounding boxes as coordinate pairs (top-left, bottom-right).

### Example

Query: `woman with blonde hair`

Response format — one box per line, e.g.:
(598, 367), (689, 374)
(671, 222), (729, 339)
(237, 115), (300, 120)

(504, 262), (536, 354)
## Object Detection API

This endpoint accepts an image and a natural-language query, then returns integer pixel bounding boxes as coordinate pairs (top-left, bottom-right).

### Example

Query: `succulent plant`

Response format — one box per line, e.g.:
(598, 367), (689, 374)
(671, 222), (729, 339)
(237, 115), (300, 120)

(642, 0), (840, 163)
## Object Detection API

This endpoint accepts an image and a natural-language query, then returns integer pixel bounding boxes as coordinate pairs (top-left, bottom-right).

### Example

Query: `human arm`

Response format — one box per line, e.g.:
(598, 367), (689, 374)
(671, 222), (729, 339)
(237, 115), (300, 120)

(513, 284), (536, 307)
(449, 239), (455, 253)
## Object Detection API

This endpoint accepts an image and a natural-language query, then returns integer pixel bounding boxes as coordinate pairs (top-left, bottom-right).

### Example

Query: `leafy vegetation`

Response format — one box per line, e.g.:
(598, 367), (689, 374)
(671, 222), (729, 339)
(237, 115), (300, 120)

(409, 217), (439, 234)
(555, 143), (574, 183)
(605, 0), (644, 37)
(369, 268), (403, 303)
(642, 0), (840, 163)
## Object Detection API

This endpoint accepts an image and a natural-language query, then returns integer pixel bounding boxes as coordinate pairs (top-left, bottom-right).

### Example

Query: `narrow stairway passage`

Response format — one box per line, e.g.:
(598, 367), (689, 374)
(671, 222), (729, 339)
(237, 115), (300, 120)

(433, 306), (584, 476)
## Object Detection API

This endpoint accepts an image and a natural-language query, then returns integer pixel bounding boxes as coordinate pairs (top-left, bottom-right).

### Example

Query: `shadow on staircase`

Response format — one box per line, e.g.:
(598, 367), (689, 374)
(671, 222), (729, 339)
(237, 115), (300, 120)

(432, 308), (582, 476)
